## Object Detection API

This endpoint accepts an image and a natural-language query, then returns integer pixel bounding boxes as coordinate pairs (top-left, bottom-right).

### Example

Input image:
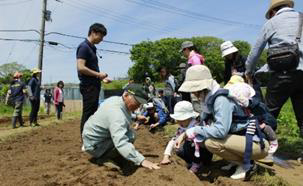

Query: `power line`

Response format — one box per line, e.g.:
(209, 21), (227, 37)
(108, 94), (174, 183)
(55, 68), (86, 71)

(125, 0), (261, 29)
(0, 29), (40, 34)
(0, 37), (131, 55)
(45, 32), (134, 46)
(63, 0), (183, 35)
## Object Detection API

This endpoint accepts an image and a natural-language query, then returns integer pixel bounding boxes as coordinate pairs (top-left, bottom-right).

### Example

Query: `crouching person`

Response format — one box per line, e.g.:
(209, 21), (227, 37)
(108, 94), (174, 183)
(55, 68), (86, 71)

(82, 84), (160, 170)
(177, 65), (269, 180)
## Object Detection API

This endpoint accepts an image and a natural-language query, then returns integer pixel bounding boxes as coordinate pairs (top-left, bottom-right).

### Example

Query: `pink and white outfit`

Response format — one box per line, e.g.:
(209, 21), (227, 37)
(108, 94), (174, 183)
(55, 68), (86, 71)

(54, 87), (64, 119)
(188, 51), (205, 66)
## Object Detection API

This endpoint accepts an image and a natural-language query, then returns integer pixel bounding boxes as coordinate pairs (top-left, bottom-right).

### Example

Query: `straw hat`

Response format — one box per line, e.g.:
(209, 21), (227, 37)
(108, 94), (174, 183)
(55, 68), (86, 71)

(170, 101), (199, 121)
(31, 68), (42, 74)
(220, 41), (238, 57)
(265, 0), (294, 19)
(178, 65), (214, 92)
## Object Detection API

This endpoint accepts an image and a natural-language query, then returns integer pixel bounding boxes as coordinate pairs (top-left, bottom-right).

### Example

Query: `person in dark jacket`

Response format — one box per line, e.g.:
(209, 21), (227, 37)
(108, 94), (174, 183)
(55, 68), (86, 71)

(28, 68), (41, 127)
(220, 41), (263, 101)
(44, 88), (52, 115)
(6, 72), (27, 128)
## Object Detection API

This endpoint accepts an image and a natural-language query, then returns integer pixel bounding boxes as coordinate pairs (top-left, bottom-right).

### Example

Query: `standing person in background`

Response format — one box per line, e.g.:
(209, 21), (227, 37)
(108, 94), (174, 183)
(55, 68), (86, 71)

(6, 72), (26, 128)
(76, 23), (111, 136)
(244, 0), (303, 162)
(159, 67), (176, 114)
(44, 88), (52, 115)
(54, 81), (65, 120)
(28, 68), (41, 127)
(220, 41), (263, 101)
(180, 41), (205, 67)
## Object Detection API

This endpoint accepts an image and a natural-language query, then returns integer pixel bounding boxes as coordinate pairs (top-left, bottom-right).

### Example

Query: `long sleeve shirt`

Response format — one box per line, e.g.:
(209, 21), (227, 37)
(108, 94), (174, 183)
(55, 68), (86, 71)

(82, 96), (145, 165)
(245, 7), (303, 75)
(28, 77), (41, 99)
(187, 95), (249, 142)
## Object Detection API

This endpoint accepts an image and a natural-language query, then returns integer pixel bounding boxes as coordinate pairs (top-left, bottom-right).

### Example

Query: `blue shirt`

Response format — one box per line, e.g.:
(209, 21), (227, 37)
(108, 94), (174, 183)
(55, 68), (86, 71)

(246, 7), (303, 74)
(10, 80), (26, 102)
(76, 39), (100, 87)
(28, 77), (41, 99)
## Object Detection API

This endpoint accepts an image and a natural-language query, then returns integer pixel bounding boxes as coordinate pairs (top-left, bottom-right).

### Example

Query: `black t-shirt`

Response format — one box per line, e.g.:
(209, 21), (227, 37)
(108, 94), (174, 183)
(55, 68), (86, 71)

(76, 39), (100, 87)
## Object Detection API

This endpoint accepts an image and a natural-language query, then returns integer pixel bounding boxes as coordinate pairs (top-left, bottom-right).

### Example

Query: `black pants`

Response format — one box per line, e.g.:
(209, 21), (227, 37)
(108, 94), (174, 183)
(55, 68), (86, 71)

(30, 99), (40, 124)
(56, 102), (63, 119)
(176, 140), (213, 165)
(80, 85), (100, 136)
(164, 95), (174, 114)
(265, 70), (303, 136)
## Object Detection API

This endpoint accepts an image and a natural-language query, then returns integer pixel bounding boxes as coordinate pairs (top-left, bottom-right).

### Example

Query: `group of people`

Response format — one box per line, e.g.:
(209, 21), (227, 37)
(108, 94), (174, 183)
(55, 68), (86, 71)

(6, 68), (66, 128)
(77, 0), (303, 182)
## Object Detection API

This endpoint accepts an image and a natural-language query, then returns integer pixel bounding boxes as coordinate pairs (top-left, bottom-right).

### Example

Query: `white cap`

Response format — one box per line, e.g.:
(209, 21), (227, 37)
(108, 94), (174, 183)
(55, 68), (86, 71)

(170, 101), (199, 121)
(220, 41), (238, 57)
(144, 102), (154, 109)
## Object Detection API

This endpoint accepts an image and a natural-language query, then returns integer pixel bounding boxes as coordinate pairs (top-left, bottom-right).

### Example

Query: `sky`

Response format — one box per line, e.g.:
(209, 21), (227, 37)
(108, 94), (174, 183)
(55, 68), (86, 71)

(0, 0), (303, 84)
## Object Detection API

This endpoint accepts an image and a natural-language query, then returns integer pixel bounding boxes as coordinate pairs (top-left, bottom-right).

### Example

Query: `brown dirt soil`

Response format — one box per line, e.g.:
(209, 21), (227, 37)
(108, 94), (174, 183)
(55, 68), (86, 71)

(0, 119), (299, 186)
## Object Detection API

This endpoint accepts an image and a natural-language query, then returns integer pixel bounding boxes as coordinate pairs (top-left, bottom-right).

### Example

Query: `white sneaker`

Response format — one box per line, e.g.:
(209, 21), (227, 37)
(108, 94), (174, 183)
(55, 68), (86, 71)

(221, 163), (236, 171)
(268, 140), (278, 154)
(230, 165), (246, 180)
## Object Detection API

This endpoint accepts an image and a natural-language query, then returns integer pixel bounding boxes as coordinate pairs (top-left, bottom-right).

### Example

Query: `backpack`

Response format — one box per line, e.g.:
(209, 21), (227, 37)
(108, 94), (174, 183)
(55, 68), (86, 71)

(205, 89), (276, 170)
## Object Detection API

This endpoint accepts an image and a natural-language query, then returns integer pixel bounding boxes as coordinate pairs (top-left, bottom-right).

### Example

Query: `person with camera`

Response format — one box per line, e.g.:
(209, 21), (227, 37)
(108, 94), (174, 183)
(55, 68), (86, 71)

(245, 0), (303, 162)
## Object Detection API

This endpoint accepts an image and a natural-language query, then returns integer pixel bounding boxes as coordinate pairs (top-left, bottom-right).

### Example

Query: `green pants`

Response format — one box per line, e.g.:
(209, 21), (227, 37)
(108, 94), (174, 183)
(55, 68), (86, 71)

(13, 101), (23, 117)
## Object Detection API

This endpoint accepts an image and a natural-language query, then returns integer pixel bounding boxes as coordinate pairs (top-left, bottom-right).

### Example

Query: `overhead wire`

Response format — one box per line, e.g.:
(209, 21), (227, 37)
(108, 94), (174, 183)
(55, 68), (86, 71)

(63, 0), (183, 35)
(125, 0), (261, 29)
(0, 0), (33, 6)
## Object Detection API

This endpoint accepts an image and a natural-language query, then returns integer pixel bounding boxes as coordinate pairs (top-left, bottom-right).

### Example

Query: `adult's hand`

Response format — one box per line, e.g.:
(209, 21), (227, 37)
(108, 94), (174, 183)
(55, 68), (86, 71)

(97, 72), (108, 80)
(245, 74), (253, 86)
(141, 160), (160, 170)
(102, 77), (112, 84)
(149, 123), (159, 130)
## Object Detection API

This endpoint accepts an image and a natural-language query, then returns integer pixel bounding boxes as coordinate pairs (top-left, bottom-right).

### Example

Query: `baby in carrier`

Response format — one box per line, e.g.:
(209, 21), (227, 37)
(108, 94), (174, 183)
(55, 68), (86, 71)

(224, 75), (278, 163)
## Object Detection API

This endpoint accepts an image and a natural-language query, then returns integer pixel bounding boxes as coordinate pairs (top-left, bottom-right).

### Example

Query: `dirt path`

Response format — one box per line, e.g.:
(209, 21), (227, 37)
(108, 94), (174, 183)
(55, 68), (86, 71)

(0, 119), (300, 186)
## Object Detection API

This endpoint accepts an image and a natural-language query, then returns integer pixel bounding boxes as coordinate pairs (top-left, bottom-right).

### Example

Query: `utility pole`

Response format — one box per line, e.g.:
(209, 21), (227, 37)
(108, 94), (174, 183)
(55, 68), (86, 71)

(38, 0), (47, 81)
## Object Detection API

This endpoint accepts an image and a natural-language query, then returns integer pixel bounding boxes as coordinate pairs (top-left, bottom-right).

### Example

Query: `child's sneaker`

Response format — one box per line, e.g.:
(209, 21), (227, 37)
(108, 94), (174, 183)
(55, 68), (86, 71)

(268, 140), (278, 154)
(189, 162), (201, 174)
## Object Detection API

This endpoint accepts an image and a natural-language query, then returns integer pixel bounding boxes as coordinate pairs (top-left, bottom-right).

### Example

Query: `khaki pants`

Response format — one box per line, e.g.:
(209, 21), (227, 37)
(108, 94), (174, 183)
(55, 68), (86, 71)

(205, 135), (269, 164)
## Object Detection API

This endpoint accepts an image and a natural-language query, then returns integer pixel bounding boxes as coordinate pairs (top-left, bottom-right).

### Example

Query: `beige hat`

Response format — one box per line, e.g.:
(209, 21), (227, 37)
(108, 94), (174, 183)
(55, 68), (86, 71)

(178, 65), (214, 92)
(31, 68), (42, 74)
(265, 0), (294, 19)
(220, 41), (238, 57)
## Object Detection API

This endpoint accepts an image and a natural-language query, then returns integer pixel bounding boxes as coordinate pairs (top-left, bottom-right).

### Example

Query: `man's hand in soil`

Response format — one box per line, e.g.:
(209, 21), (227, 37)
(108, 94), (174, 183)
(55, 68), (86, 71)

(174, 132), (186, 149)
(141, 160), (160, 170)
(97, 72), (108, 80)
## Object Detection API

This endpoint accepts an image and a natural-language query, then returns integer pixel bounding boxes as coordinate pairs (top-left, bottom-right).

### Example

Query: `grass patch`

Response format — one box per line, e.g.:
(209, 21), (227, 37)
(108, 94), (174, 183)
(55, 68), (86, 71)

(252, 170), (289, 186)
(0, 103), (32, 117)
(102, 80), (128, 90)
(163, 123), (178, 137)
(275, 99), (303, 157)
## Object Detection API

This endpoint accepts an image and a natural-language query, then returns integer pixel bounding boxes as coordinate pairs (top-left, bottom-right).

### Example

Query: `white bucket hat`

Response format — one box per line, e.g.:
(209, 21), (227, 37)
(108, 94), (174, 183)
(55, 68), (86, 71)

(220, 41), (239, 58)
(144, 102), (154, 109)
(178, 65), (215, 93)
(170, 101), (199, 121)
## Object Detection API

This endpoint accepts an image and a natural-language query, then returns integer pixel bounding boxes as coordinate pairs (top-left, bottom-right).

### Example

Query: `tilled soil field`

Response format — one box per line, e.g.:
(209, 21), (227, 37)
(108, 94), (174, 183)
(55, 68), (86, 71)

(0, 119), (294, 186)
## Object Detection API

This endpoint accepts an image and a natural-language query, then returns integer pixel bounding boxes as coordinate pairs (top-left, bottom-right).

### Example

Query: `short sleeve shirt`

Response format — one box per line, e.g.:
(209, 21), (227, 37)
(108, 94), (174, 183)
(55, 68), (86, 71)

(76, 39), (100, 86)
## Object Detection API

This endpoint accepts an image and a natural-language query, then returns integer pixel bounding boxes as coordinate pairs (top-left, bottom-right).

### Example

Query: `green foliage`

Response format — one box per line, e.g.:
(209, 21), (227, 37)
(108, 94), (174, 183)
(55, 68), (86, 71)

(128, 37), (255, 83)
(102, 80), (128, 90)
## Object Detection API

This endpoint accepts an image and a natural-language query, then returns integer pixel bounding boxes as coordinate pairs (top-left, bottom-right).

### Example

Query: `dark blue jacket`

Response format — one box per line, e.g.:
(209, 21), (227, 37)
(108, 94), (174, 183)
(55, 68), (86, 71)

(10, 80), (26, 102)
(28, 77), (41, 100)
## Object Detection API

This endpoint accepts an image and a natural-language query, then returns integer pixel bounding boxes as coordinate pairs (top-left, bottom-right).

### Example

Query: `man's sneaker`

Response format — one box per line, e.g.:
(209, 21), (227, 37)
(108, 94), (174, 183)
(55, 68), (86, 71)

(221, 163), (237, 171)
(189, 162), (201, 174)
(230, 165), (247, 180)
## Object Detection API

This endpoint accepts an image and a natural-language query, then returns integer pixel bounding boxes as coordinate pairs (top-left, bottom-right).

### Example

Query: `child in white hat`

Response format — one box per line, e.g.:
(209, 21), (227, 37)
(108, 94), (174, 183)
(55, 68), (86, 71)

(160, 101), (201, 173)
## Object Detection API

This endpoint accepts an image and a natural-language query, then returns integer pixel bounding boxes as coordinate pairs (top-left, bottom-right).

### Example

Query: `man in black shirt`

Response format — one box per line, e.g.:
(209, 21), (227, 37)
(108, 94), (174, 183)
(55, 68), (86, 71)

(76, 23), (111, 136)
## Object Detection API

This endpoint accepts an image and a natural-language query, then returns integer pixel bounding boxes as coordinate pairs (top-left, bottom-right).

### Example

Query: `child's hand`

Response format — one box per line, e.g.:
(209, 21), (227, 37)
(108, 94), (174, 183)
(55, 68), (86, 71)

(160, 155), (171, 165)
(175, 133), (186, 149)
(260, 123), (266, 129)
